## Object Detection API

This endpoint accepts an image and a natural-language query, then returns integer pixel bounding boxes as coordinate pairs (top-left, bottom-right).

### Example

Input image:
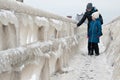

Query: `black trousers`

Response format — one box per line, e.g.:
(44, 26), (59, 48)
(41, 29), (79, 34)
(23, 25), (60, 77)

(88, 42), (99, 55)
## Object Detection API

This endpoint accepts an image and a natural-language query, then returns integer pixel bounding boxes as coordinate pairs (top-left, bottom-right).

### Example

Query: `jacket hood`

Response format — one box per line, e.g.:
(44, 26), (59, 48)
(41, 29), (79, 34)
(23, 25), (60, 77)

(92, 11), (100, 19)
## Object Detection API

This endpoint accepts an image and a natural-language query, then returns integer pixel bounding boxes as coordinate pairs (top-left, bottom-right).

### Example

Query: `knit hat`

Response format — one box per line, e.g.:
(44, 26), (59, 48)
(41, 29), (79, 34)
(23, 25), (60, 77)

(87, 3), (93, 9)
(92, 12), (100, 19)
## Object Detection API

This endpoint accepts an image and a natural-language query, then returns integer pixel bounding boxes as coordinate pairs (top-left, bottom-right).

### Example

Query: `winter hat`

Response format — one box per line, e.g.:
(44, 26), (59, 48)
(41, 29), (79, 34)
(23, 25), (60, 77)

(92, 11), (100, 19)
(87, 3), (93, 9)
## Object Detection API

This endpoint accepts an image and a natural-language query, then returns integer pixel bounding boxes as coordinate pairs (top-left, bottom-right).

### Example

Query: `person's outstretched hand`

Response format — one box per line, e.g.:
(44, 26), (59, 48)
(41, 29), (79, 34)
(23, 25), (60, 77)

(77, 23), (79, 27)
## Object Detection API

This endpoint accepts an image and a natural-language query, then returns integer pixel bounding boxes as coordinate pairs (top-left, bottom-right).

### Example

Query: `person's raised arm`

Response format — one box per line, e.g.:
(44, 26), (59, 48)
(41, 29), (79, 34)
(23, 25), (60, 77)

(77, 13), (87, 27)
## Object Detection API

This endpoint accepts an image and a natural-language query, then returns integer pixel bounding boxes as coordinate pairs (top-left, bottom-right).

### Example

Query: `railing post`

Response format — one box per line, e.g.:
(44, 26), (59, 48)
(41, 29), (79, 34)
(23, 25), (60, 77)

(40, 55), (50, 80)
(11, 71), (21, 80)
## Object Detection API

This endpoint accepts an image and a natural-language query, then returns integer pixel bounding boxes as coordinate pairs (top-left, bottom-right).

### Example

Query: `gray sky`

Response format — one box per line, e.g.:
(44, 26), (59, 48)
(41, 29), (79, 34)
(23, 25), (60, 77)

(24, 0), (120, 24)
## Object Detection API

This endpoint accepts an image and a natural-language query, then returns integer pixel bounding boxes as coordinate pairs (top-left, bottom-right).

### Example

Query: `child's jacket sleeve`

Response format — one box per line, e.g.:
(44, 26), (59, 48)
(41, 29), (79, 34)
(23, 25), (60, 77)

(97, 21), (102, 37)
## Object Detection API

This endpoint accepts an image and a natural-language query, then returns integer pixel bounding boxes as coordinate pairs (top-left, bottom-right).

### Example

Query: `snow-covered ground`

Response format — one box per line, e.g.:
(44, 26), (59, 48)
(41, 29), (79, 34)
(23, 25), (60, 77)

(50, 17), (120, 80)
(50, 42), (113, 80)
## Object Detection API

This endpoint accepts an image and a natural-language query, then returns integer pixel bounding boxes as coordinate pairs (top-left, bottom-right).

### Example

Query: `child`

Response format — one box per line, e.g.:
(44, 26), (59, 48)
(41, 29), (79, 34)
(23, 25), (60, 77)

(88, 11), (102, 56)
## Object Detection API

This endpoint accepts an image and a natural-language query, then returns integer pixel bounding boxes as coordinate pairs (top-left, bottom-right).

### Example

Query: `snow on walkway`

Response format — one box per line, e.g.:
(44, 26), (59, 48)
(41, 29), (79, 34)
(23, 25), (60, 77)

(50, 52), (113, 80)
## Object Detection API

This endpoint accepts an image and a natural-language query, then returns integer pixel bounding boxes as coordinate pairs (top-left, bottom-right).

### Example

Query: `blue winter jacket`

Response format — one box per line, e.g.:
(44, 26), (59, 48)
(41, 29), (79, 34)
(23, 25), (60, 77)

(88, 18), (102, 43)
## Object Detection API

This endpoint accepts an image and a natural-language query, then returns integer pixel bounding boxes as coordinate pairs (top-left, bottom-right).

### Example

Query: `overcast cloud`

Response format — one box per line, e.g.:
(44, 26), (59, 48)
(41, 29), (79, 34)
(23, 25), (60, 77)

(24, 0), (120, 24)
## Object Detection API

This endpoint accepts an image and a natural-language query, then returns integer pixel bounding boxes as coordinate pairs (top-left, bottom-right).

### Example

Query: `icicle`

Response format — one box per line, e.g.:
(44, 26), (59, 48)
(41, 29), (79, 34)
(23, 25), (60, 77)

(73, 35), (78, 45)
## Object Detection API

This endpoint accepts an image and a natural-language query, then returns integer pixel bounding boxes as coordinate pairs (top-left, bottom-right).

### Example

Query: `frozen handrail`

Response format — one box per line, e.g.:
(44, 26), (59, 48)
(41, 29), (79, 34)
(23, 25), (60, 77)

(0, 0), (77, 24)
(0, 36), (78, 73)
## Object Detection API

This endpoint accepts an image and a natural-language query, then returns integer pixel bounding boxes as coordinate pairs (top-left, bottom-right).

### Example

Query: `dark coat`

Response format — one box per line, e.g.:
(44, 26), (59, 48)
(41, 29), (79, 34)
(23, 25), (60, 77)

(77, 7), (103, 35)
(88, 19), (102, 43)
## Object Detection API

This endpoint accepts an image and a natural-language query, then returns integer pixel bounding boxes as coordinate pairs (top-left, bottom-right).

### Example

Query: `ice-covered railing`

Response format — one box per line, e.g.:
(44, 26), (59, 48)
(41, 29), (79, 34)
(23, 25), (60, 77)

(0, 36), (79, 80)
(0, 0), (76, 23)
(101, 16), (120, 80)
(0, 0), (77, 50)
(0, 0), (79, 80)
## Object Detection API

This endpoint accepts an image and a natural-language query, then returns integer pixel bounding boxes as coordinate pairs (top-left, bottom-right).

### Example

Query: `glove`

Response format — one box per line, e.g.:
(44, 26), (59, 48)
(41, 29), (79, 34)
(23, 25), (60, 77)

(77, 23), (80, 27)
